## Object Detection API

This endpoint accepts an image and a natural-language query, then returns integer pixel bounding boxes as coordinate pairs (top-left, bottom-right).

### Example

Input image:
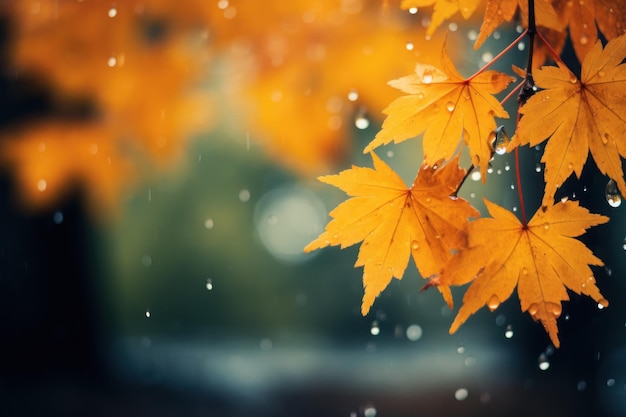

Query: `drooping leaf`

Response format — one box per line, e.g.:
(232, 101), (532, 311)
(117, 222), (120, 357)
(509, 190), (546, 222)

(364, 44), (515, 178)
(434, 199), (608, 348)
(305, 153), (478, 315)
(401, 0), (483, 36)
(512, 34), (626, 206)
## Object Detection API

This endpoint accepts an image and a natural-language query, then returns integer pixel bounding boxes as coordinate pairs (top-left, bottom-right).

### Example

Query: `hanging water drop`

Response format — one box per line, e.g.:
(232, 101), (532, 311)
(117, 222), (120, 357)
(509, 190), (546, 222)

(605, 179), (621, 207)
(408, 7), (418, 14)
(490, 125), (510, 155)
(487, 294), (500, 311)
(108, 6), (117, 18)
(597, 298), (609, 309)
(347, 89), (359, 101)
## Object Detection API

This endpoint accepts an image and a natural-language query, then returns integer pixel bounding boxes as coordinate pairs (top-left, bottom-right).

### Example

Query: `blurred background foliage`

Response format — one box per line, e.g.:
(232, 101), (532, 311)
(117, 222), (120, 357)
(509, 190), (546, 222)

(0, 1), (625, 416)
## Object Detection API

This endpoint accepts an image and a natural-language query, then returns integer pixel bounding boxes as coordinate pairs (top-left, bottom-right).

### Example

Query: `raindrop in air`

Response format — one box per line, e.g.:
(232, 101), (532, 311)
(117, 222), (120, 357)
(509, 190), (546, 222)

(577, 380), (587, 391)
(204, 218), (215, 229)
(490, 125), (510, 155)
(518, 42), (526, 51)
(538, 353), (550, 370)
(142, 255), (152, 267)
(370, 321), (380, 336)
(470, 169), (481, 181)
(108, 7), (117, 18)
(505, 325), (514, 339)
(206, 279), (213, 291)
(53, 212), (64, 224)
(355, 110), (370, 129)
(239, 189), (251, 202)
(363, 405), (377, 417)
(37, 179), (47, 192)
(145, 309), (151, 318)
(348, 89), (359, 101)
(406, 41), (414, 51)
(406, 324), (423, 341)
(605, 179), (621, 207)
(457, 345), (465, 354)
(455, 388), (469, 401)
(622, 237), (626, 250)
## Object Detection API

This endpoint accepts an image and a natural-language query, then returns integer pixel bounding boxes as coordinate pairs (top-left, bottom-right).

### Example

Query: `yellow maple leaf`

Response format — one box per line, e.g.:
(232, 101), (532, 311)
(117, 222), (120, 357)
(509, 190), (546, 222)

(364, 44), (514, 178)
(512, 34), (626, 206)
(305, 153), (478, 315)
(402, 0), (483, 36)
(553, 0), (626, 62)
(435, 199), (608, 348)
(474, 0), (563, 49)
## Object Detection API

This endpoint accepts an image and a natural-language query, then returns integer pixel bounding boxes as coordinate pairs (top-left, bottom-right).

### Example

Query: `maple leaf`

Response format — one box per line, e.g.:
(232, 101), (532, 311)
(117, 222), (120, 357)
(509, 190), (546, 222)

(436, 199), (608, 348)
(474, 0), (562, 49)
(305, 153), (478, 315)
(364, 44), (515, 178)
(553, 0), (626, 62)
(402, 0), (483, 36)
(513, 34), (626, 206)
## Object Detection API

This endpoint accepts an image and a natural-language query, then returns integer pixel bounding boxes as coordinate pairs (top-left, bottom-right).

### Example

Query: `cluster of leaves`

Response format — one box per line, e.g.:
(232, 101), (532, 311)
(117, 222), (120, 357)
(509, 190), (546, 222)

(307, 0), (626, 347)
(1, 0), (444, 214)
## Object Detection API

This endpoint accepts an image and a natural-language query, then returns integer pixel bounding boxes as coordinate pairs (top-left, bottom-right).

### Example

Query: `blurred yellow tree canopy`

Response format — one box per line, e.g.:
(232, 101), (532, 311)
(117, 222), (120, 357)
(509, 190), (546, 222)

(0, 0), (451, 215)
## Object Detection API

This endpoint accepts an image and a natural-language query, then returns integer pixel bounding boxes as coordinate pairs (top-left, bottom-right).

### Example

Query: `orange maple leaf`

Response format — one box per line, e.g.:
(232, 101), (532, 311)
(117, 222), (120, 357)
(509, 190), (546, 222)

(305, 153), (478, 315)
(553, 0), (626, 62)
(436, 199), (608, 348)
(401, 0), (483, 36)
(474, 0), (562, 49)
(364, 44), (515, 178)
(512, 34), (626, 206)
